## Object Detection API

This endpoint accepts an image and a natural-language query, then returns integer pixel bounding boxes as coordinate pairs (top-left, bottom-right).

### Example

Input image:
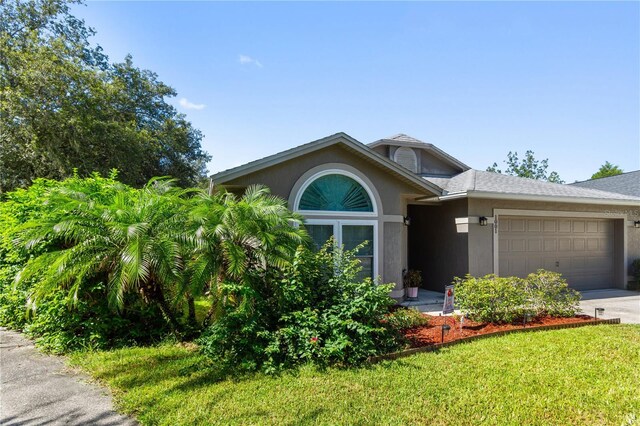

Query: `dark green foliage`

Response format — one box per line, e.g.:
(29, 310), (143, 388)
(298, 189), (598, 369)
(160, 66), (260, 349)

(198, 242), (400, 373)
(487, 150), (564, 183)
(0, 173), (172, 352)
(454, 270), (580, 323)
(0, 0), (210, 192)
(2, 173), (309, 355)
(591, 161), (623, 180)
(385, 307), (430, 330)
(24, 283), (168, 353)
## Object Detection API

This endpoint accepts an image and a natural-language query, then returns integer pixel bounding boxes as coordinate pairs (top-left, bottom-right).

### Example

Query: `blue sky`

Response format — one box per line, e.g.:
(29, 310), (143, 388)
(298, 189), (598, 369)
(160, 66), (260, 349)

(72, 1), (639, 182)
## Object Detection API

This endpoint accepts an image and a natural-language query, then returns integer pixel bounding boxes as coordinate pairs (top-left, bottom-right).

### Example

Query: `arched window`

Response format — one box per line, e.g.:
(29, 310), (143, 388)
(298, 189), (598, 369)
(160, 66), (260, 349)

(394, 147), (418, 173)
(299, 174), (373, 212)
(295, 170), (378, 280)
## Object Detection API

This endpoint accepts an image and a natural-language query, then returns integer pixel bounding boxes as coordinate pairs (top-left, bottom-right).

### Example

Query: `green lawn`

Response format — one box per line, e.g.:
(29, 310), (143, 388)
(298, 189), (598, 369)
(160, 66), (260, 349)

(70, 325), (640, 425)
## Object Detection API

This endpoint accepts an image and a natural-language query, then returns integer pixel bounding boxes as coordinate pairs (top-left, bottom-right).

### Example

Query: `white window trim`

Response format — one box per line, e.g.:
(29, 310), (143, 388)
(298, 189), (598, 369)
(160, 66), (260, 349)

(305, 218), (379, 279)
(293, 169), (378, 217)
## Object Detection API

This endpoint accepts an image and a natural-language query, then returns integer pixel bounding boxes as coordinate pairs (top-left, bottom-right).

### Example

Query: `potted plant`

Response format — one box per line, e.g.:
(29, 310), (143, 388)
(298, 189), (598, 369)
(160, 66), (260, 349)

(404, 269), (422, 300)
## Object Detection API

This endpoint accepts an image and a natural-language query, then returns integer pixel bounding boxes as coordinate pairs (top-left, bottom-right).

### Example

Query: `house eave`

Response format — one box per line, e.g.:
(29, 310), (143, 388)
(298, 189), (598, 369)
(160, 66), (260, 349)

(417, 190), (640, 206)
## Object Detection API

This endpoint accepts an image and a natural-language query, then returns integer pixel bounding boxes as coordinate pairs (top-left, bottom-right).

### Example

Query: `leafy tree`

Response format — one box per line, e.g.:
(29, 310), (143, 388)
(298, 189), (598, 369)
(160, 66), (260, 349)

(0, 0), (210, 193)
(183, 185), (308, 326)
(487, 150), (564, 183)
(16, 177), (190, 332)
(0, 172), (170, 351)
(590, 161), (623, 180)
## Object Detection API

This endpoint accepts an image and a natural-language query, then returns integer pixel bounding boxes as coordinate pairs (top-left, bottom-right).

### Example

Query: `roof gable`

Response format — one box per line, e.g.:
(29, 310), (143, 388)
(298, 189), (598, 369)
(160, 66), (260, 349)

(368, 133), (470, 174)
(210, 132), (443, 196)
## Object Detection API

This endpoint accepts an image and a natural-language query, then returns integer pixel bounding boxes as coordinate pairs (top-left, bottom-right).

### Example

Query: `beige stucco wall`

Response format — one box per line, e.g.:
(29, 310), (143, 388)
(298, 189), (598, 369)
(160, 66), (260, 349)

(221, 144), (427, 298)
(222, 144), (425, 215)
(467, 198), (640, 288)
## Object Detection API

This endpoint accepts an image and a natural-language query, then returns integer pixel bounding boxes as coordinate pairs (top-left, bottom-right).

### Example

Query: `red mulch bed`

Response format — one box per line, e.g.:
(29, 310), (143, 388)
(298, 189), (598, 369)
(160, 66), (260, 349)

(403, 314), (596, 348)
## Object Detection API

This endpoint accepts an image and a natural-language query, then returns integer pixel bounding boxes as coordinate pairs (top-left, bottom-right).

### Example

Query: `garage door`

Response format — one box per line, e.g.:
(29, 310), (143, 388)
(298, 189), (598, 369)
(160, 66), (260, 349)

(499, 216), (614, 290)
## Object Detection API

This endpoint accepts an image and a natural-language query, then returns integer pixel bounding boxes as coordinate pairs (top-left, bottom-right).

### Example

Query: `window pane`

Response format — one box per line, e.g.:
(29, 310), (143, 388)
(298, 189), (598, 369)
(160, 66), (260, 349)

(299, 174), (373, 212)
(306, 224), (334, 251)
(355, 257), (374, 282)
(342, 225), (374, 256)
(342, 225), (374, 280)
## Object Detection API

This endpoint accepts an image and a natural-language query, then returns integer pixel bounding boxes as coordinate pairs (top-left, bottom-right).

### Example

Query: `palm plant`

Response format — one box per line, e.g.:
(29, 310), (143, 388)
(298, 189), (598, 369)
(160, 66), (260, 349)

(16, 177), (190, 332)
(183, 185), (308, 326)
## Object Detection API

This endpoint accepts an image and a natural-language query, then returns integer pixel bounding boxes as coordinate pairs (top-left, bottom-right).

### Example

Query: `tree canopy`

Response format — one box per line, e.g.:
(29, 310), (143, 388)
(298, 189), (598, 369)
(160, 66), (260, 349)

(0, 0), (211, 193)
(590, 161), (623, 180)
(487, 150), (564, 183)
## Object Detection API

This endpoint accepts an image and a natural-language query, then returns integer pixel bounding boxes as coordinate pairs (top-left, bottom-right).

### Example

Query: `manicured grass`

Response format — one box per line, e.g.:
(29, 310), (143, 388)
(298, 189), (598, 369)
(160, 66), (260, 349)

(70, 325), (640, 425)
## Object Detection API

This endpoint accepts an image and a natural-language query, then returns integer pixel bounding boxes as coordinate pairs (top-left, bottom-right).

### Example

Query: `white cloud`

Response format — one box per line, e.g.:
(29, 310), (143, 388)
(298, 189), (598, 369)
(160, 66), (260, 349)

(178, 97), (206, 110)
(239, 54), (263, 68)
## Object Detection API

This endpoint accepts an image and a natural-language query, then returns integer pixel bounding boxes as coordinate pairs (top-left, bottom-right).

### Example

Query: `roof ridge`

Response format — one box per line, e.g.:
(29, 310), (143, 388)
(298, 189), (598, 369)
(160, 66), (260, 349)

(571, 169), (640, 184)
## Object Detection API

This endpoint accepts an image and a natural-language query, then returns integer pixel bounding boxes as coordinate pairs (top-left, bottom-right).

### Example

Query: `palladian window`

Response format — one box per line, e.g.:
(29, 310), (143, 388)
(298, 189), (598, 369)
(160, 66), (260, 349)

(299, 174), (373, 212)
(297, 171), (377, 281)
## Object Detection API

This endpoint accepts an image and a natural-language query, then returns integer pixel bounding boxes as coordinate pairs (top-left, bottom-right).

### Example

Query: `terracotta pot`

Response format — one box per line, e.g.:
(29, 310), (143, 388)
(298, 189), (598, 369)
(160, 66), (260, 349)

(407, 287), (419, 299)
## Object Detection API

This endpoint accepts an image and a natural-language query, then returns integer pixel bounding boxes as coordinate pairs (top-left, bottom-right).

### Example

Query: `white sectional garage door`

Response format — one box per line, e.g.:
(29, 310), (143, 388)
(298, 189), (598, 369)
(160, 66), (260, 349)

(499, 216), (614, 290)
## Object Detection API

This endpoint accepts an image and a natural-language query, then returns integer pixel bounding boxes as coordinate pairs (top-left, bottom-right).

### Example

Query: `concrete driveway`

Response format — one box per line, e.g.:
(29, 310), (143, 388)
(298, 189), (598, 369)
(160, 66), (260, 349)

(0, 328), (136, 426)
(579, 289), (640, 324)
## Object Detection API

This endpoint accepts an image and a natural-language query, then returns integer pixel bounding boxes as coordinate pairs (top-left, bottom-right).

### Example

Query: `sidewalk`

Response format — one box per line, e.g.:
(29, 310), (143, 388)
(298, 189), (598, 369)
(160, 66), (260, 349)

(0, 328), (136, 426)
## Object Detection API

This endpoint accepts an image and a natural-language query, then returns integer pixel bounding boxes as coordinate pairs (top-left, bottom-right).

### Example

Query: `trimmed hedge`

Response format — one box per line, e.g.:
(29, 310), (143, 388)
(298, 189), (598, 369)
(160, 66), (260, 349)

(454, 270), (580, 323)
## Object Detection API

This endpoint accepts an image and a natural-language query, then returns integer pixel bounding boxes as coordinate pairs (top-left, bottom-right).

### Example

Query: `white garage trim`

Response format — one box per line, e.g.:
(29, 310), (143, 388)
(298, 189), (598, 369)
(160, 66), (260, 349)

(492, 208), (628, 286)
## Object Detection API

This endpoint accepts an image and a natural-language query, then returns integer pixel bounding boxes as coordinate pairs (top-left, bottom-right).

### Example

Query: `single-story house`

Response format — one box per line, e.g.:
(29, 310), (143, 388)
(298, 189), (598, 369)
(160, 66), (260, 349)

(211, 133), (640, 299)
(571, 170), (640, 198)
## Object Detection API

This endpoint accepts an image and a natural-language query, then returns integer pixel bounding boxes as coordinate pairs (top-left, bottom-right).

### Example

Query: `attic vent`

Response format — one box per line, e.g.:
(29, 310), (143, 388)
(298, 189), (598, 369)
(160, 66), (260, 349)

(393, 147), (418, 173)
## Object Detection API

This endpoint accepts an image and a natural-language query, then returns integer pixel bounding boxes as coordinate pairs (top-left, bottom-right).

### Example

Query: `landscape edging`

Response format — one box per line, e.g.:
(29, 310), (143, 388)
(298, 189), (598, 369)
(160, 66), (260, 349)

(369, 318), (621, 363)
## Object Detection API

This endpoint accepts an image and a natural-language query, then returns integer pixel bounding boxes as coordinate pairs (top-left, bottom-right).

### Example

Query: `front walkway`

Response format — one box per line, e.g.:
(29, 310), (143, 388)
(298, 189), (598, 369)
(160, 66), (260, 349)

(0, 328), (136, 426)
(399, 289), (446, 314)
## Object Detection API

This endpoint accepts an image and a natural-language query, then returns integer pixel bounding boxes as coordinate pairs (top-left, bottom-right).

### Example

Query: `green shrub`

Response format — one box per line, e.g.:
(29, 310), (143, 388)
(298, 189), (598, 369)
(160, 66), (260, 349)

(385, 308), (430, 330)
(0, 172), (172, 352)
(23, 283), (169, 353)
(454, 274), (527, 323)
(522, 270), (580, 317)
(454, 270), (580, 323)
(198, 242), (401, 373)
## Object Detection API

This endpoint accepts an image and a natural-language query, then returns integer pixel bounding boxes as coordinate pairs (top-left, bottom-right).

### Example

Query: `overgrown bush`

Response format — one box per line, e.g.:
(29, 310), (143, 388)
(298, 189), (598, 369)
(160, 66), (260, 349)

(385, 308), (430, 330)
(0, 172), (172, 352)
(454, 270), (580, 323)
(24, 283), (168, 353)
(198, 242), (401, 373)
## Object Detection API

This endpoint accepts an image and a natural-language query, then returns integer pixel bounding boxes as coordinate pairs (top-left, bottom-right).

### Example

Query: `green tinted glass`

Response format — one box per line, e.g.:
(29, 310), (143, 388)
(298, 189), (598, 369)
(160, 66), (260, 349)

(306, 224), (334, 251)
(299, 174), (373, 212)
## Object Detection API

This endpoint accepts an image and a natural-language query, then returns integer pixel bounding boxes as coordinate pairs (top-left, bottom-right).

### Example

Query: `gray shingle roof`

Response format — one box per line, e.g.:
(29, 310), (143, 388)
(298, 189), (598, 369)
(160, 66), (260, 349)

(383, 133), (427, 144)
(425, 169), (640, 202)
(570, 171), (640, 198)
(368, 134), (470, 171)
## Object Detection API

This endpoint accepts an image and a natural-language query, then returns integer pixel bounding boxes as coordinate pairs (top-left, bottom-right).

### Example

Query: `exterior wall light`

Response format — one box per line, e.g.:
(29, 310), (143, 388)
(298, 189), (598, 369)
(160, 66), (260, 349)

(634, 221), (640, 229)
(479, 216), (488, 226)
(403, 216), (411, 226)
(594, 307), (605, 319)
